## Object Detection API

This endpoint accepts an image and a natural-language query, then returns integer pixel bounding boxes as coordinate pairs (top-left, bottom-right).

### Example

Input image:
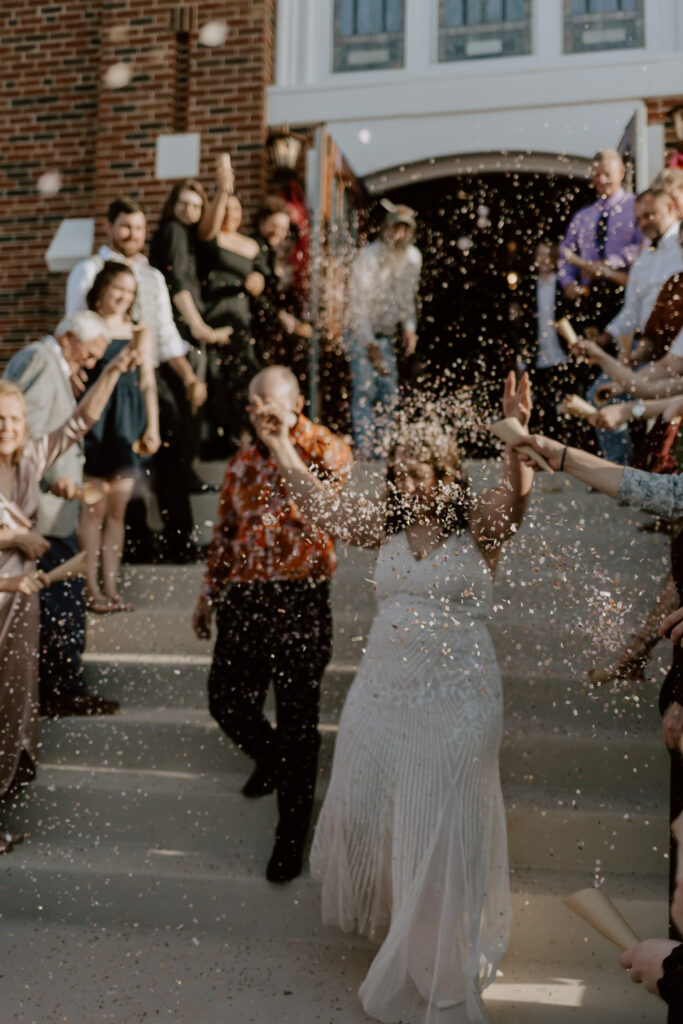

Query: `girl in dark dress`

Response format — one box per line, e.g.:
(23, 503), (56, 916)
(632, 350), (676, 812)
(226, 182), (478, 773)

(80, 262), (160, 612)
(198, 160), (267, 457)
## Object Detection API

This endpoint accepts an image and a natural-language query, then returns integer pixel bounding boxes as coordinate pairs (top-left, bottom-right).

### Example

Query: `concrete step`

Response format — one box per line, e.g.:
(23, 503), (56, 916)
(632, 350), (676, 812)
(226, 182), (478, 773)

(0, 917), (665, 1024)
(7, 760), (670, 880)
(0, 819), (668, 971)
(82, 646), (668, 745)
(36, 702), (670, 799)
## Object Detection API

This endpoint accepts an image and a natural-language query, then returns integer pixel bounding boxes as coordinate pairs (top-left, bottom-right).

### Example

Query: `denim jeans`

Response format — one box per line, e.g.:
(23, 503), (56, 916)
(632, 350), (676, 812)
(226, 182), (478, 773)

(348, 334), (399, 459)
(586, 372), (633, 466)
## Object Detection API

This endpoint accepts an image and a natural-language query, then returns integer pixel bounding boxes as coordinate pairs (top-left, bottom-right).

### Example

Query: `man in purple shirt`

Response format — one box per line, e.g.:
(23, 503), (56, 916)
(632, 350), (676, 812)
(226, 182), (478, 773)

(559, 149), (643, 331)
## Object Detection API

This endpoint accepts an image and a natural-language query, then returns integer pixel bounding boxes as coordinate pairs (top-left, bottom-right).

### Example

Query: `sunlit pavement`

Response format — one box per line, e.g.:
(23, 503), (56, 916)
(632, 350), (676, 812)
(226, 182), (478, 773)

(0, 461), (672, 1022)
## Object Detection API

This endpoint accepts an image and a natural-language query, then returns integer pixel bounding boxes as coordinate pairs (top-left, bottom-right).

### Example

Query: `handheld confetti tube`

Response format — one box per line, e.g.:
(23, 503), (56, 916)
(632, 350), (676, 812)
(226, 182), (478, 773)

(74, 482), (104, 506)
(488, 418), (554, 473)
(558, 394), (597, 421)
(587, 663), (615, 687)
(554, 317), (580, 348)
(42, 550), (88, 587)
(564, 887), (640, 951)
(618, 332), (635, 358)
(130, 324), (150, 353)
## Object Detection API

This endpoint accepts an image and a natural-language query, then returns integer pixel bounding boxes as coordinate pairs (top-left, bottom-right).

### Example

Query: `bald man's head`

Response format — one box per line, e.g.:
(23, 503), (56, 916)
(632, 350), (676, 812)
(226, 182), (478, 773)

(248, 365), (304, 432)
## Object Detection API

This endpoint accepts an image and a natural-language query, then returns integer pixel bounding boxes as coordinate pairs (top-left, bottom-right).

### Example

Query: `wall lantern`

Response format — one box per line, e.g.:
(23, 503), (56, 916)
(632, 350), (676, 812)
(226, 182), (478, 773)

(671, 106), (683, 143)
(267, 127), (304, 171)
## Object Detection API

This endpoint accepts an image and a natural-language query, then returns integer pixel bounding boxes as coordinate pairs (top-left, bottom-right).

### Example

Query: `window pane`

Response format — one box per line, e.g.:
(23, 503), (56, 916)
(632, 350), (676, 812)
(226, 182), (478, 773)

(438, 0), (531, 60)
(338, 0), (355, 36)
(386, 0), (402, 32)
(357, 1), (383, 34)
(590, 0), (619, 12)
(506, 0), (526, 19)
(484, 0), (504, 22)
(334, 0), (405, 71)
(444, 0), (465, 25)
(564, 0), (644, 53)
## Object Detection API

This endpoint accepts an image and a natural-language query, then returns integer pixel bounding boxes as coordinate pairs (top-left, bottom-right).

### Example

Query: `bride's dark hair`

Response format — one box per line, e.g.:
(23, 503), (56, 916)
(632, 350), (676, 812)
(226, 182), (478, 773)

(384, 419), (472, 536)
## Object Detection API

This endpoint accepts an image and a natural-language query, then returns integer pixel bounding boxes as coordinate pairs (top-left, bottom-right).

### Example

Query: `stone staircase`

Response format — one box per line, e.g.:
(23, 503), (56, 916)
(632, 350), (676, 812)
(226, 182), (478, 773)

(0, 464), (675, 1022)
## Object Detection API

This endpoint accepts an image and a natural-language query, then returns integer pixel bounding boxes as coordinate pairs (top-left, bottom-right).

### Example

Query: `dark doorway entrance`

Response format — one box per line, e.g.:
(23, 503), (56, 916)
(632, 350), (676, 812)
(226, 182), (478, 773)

(385, 169), (594, 427)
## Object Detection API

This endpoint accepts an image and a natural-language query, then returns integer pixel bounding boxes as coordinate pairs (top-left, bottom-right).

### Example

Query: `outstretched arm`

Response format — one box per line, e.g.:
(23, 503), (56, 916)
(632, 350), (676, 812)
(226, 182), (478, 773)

(470, 372), (535, 561)
(251, 397), (384, 548)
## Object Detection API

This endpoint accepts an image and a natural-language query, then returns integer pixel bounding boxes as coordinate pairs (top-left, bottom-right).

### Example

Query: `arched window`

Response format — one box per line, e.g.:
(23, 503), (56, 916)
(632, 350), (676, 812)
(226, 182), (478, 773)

(438, 0), (531, 62)
(563, 0), (644, 53)
(333, 0), (405, 72)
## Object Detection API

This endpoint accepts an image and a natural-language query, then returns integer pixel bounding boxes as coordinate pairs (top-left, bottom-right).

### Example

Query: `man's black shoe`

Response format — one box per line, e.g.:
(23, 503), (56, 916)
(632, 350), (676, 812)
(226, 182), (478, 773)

(41, 693), (120, 718)
(242, 764), (276, 798)
(266, 831), (305, 883)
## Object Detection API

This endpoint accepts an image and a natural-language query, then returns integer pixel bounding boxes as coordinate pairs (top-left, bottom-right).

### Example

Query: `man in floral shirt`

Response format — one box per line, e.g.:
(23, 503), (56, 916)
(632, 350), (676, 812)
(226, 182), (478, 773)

(193, 365), (352, 882)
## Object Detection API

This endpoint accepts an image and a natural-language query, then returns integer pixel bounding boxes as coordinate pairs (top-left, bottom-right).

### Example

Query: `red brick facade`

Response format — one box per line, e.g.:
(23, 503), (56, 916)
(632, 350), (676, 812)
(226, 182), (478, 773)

(1, 1), (276, 356)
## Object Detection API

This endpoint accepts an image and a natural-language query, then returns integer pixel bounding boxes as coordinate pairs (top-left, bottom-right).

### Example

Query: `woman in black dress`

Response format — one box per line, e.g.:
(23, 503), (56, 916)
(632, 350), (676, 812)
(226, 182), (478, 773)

(197, 161), (267, 457)
(80, 262), (159, 612)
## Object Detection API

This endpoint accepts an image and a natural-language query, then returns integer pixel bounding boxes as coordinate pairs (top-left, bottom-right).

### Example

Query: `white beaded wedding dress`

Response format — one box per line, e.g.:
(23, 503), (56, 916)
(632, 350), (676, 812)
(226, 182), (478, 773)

(310, 528), (510, 1024)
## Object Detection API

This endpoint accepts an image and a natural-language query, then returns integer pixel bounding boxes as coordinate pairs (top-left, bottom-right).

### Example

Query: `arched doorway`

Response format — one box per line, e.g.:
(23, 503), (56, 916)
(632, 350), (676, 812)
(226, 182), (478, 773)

(363, 152), (594, 433)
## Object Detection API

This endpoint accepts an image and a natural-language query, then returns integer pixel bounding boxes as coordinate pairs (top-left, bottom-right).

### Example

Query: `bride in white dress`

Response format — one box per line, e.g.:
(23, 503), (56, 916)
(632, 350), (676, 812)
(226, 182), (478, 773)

(251, 370), (534, 1024)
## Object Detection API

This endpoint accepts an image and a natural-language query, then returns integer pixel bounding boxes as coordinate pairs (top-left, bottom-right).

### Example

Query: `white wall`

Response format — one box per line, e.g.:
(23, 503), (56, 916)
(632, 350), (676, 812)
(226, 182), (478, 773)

(269, 0), (683, 176)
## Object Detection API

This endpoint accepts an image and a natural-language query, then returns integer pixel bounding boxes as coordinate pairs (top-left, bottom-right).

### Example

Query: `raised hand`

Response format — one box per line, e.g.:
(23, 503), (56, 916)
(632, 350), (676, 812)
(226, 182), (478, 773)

(573, 338), (606, 365)
(594, 404), (629, 431)
(502, 370), (531, 429)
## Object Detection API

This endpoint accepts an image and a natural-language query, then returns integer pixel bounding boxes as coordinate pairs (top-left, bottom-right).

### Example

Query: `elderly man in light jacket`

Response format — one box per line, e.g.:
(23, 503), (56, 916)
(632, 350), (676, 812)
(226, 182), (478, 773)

(4, 310), (119, 717)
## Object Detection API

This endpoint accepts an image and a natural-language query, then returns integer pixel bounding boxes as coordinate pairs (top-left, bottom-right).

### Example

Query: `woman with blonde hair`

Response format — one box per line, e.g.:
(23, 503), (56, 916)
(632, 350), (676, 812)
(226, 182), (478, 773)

(252, 372), (534, 1023)
(0, 349), (137, 852)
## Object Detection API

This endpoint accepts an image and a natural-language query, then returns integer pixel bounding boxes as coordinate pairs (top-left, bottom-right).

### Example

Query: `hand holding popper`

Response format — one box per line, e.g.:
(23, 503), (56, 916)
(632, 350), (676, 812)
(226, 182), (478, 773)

(488, 417), (554, 473)
(564, 887), (640, 952)
(554, 317), (580, 349)
(42, 550), (88, 587)
(558, 394), (598, 422)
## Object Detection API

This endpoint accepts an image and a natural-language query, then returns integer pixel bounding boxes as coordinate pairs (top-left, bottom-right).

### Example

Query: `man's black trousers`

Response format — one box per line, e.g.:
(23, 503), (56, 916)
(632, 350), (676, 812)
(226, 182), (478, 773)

(208, 580), (332, 843)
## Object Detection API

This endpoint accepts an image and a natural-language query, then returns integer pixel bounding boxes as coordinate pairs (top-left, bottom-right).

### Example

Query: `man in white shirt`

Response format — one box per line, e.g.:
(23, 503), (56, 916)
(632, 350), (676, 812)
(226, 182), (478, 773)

(4, 311), (119, 716)
(345, 201), (422, 459)
(67, 198), (208, 561)
(596, 188), (682, 355)
(587, 187), (682, 462)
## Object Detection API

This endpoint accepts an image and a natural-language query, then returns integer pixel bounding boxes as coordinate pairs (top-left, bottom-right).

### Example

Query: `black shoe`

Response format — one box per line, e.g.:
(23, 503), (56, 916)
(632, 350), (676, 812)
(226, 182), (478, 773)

(41, 693), (120, 718)
(266, 831), (305, 883)
(242, 764), (276, 798)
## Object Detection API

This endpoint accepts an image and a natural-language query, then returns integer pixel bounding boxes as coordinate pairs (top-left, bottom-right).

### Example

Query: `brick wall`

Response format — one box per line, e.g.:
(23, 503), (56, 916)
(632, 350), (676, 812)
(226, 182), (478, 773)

(0, 0), (276, 357)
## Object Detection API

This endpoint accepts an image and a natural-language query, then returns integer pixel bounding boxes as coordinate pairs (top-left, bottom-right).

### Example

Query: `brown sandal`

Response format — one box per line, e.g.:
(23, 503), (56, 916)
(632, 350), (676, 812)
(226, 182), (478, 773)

(87, 597), (120, 614)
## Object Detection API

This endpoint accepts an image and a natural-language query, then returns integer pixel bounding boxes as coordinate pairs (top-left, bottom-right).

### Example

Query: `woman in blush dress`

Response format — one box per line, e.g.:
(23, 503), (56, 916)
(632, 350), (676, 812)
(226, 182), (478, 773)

(0, 353), (137, 850)
(251, 371), (535, 1024)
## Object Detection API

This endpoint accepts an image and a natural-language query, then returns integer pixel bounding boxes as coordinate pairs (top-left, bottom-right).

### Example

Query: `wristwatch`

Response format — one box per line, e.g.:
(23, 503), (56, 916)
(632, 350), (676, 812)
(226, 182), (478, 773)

(631, 400), (646, 420)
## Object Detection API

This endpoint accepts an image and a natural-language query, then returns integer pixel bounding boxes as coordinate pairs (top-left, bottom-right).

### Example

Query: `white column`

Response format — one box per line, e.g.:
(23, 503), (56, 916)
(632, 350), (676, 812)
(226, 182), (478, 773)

(404, 0), (433, 72)
(537, 0), (563, 62)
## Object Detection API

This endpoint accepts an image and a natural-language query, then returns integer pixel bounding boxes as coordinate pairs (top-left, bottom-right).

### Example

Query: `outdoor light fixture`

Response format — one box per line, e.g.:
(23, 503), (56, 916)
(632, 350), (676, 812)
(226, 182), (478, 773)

(671, 106), (683, 143)
(267, 127), (304, 171)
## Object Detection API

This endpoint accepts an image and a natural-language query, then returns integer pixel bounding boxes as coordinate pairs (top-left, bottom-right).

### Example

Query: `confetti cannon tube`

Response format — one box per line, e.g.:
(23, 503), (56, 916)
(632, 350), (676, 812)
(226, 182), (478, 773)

(564, 887), (640, 951)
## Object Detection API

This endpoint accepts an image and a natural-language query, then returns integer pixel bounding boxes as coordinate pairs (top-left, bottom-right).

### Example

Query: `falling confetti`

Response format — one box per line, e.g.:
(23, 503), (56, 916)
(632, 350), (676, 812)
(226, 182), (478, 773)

(199, 20), (229, 47)
(37, 170), (62, 198)
(104, 62), (133, 89)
